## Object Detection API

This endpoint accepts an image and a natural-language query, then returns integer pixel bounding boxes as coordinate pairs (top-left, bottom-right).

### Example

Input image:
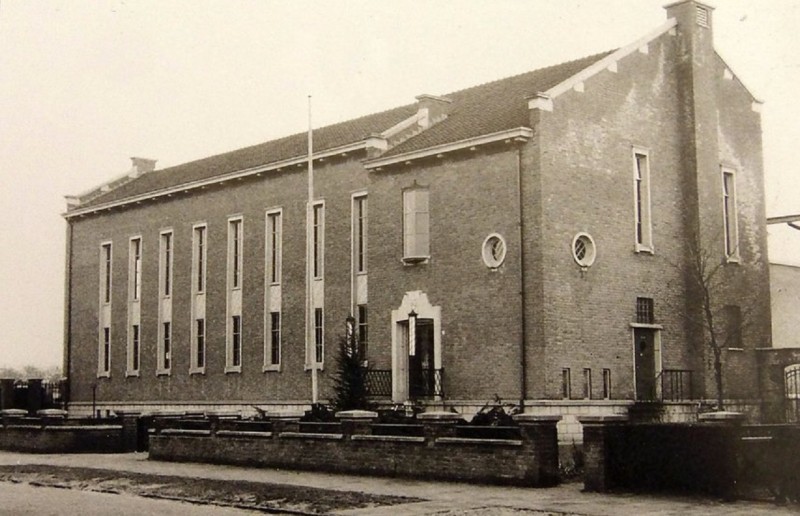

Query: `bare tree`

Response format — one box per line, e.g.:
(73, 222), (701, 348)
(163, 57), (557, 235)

(668, 228), (756, 410)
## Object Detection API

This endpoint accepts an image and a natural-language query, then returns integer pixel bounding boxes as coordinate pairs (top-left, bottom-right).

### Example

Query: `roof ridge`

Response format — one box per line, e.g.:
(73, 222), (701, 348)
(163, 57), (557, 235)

(439, 50), (616, 99)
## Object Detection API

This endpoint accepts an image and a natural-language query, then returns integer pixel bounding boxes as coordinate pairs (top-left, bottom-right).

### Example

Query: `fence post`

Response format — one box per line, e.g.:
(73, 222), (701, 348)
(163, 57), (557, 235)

(27, 379), (43, 415)
(577, 415), (629, 492)
(0, 379), (14, 411)
(115, 410), (142, 452)
(336, 409), (377, 437)
(417, 411), (462, 445)
(266, 411), (304, 438)
(514, 414), (561, 486)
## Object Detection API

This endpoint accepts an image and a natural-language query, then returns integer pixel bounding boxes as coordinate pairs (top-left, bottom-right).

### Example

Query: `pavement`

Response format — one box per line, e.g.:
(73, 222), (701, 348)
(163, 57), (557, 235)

(0, 451), (795, 515)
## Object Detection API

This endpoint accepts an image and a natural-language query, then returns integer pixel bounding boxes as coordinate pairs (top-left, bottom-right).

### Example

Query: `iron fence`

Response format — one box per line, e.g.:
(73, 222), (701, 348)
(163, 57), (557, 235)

(658, 369), (695, 401)
(365, 369), (392, 397)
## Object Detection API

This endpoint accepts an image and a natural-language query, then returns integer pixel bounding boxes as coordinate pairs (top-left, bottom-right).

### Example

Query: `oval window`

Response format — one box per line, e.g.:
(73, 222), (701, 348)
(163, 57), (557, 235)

(572, 233), (596, 267)
(482, 233), (507, 269)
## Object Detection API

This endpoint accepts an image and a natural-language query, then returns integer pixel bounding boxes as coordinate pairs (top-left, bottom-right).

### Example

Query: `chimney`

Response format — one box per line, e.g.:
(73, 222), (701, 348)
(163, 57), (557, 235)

(415, 94), (453, 128)
(129, 157), (157, 178)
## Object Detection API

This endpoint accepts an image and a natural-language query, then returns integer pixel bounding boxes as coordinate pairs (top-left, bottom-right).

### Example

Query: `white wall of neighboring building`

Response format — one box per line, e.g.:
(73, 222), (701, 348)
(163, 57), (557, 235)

(771, 262), (800, 348)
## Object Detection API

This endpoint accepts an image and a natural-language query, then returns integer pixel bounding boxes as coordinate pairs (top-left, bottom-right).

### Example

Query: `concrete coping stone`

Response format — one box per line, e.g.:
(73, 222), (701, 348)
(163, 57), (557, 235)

(51, 425), (122, 431)
(513, 414), (562, 424)
(1, 409), (28, 417)
(437, 437), (523, 447)
(280, 431), (344, 440)
(216, 430), (273, 439)
(417, 411), (463, 421)
(161, 428), (212, 437)
(335, 409), (378, 420)
(264, 410), (305, 420)
(36, 409), (67, 418)
(149, 410), (187, 418)
(351, 434), (426, 443)
(698, 411), (745, 423)
(204, 409), (241, 418)
(575, 415), (629, 424)
(113, 409), (142, 417)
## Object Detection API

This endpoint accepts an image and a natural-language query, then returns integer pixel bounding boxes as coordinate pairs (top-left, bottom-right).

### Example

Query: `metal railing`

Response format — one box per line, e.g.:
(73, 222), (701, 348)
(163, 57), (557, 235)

(365, 369), (392, 397)
(410, 368), (444, 398)
(658, 369), (695, 401)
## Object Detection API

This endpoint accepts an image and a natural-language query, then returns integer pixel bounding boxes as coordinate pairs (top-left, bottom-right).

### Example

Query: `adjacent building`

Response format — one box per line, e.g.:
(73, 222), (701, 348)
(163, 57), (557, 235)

(63, 1), (773, 438)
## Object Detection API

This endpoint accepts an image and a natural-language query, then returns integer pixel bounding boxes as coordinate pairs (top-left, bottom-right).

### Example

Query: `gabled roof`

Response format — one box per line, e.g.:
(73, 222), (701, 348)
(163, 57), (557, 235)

(72, 51), (612, 212)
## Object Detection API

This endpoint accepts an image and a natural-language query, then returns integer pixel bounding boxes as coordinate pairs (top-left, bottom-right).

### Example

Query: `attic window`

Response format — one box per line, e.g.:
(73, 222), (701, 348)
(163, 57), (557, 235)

(696, 6), (710, 28)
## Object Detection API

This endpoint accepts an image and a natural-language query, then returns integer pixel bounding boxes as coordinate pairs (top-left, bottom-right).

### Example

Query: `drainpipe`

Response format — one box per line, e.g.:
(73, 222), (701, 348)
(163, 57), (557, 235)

(516, 148), (528, 410)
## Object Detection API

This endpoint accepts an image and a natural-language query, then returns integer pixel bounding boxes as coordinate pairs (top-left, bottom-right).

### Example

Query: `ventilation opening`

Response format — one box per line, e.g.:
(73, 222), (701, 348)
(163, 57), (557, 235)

(696, 6), (710, 28)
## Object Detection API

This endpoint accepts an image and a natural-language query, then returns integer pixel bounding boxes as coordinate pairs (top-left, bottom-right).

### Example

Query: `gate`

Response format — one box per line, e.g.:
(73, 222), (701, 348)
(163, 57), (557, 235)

(785, 365), (800, 423)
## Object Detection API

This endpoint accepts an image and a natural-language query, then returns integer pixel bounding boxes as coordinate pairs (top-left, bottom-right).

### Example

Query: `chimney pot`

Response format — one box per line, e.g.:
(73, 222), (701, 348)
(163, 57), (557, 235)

(129, 157), (157, 178)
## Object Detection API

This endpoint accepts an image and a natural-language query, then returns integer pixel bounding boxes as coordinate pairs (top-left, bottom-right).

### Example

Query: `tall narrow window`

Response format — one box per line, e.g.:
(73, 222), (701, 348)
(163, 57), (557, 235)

(722, 169), (739, 260)
(403, 186), (430, 262)
(101, 243), (112, 303)
(313, 203), (324, 279)
(269, 312), (281, 367)
(267, 211), (282, 284)
(314, 308), (324, 363)
(603, 369), (612, 399)
(583, 368), (592, 399)
(353, 195), (367, 273)
(130, 238), (142, 301)
(561, 368), (571, 399)
(232, 315), (242, 367)
(162, 322), (171, 371)
(229, 218), (243, 288)
(723, 305), (743, 348)
(131, 324), (140, 372)
(101, 327), (111, 374)
(193, 225), (207, 293)
(633, 150), (652, 252)
(196, 318), (205, 369)
(357, 304), (368, 358)
(160, 231), (173, 297)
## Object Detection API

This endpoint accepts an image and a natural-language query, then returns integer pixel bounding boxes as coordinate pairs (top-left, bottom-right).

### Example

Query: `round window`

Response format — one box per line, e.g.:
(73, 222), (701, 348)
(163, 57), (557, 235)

(572, 233), (596, 267)
(482, 233), (507, 269)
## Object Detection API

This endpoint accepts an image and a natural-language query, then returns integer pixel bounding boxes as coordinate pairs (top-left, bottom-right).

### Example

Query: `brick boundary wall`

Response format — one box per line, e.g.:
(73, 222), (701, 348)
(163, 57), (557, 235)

(0, 409), (136, 453)
(579, 414), (800, 501)
(148, 411), (561, 487)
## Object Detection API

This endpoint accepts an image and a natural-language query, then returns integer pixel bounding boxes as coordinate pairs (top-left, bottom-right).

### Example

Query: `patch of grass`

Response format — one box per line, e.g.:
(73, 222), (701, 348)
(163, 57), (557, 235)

(0, 464), (422, 514)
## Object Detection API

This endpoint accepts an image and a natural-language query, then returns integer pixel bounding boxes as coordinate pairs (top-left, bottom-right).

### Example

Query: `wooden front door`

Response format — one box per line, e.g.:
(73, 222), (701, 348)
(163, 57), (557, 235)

(634, 328), (657, 401)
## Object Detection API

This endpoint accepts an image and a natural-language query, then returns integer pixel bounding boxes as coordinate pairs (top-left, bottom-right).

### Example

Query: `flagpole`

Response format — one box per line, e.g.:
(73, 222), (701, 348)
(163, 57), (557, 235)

(307, 95), (318, 404)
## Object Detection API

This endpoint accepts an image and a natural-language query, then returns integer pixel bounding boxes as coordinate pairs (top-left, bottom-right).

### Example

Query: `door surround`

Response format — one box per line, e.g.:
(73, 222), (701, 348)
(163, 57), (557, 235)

(631, 324), (663, 401)
(391, 291), (441, 402)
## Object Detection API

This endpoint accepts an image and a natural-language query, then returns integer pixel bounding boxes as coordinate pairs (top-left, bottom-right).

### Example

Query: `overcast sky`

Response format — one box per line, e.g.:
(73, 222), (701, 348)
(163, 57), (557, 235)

(1, 0), (798, 370)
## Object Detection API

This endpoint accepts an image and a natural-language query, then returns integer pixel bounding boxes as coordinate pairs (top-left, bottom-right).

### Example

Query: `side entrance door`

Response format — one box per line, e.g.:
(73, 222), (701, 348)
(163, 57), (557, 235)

(634, 328), (657, 401)
(409, 319), (435, 398)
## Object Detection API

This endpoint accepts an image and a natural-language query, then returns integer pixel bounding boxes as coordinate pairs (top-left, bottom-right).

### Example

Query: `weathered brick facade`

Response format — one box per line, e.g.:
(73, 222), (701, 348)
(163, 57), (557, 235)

(63, 1), (772, 436)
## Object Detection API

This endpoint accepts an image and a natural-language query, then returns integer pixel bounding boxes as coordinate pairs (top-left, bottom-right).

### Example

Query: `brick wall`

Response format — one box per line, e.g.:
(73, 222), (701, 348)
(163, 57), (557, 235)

(0, 424), (124, 453)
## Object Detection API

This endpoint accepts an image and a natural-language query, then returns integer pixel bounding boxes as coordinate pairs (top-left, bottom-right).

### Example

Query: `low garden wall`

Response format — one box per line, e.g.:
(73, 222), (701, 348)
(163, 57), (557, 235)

(149, 410), (561, 487)
(0, 409), (137, 453)
(580, 413), (800, 502)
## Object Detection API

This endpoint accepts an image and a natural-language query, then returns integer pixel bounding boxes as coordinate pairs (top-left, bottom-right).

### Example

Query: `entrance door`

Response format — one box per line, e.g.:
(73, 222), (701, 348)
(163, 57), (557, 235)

(634, 328), (657, 401)
(409, 319), (435, 397)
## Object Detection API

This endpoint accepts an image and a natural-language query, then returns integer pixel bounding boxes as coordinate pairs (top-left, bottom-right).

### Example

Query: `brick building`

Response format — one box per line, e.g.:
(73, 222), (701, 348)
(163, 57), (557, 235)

(63, 1), (773, 439)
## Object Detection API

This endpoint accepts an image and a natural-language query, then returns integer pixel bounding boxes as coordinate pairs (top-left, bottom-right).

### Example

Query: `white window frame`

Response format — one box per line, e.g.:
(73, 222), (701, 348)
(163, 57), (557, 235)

(159, 230), (174, 298)
(265, 310), (281, 371)
(100, 241), (113, 306)
(314, 307), (325, 365)
(228, 216), (244, 290)
(98, 241), (113, 378)
(130, 323), (141, 374)
(266, 209), (282, 285)
(402, 185), (430, 263)
(192, 224), (207, 294)
(352, 194), (368, 274)
(312, 201), (325, 280)
(194, 318), (206, 370)
(633, 148), (653, 253)
(226, 216), (244, 373)
(158, 320), (172, 373)
(722, 167), (740, 262)
(129, 236), (142, 302)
